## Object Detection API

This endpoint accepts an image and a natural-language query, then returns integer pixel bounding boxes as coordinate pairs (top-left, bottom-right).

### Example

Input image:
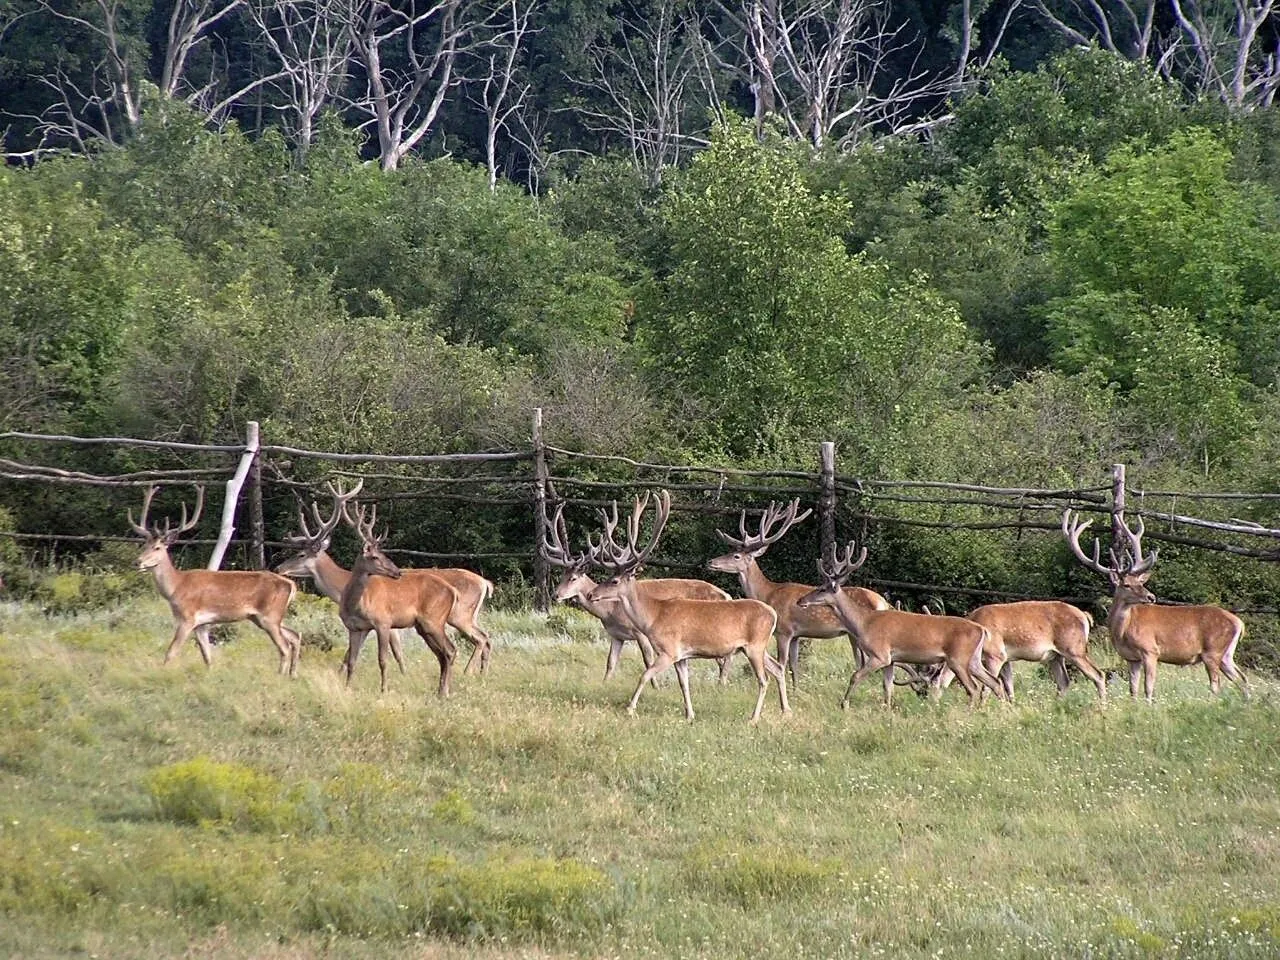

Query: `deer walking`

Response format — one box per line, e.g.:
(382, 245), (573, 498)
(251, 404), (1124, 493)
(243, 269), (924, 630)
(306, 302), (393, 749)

(130, 485), (301, 676)
(586, 491), (790, 723)
(1063, 510), (1248, 702)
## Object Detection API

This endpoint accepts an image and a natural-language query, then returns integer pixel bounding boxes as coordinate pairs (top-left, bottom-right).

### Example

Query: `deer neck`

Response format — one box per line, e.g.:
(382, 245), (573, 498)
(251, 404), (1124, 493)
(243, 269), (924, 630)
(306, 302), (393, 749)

(828, 589), (872, 637)
(309, 551), (352, 603)
(146, 551), (184, 603)
(738, 558), (776, 603)
(341, 562), (377, 613)
(614, 581), (655, 638)
(1107, 590), (1145, 638)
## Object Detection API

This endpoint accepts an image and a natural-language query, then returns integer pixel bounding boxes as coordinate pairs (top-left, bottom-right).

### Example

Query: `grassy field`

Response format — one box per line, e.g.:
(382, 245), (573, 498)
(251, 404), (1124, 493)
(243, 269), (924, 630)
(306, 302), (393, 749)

(1, 593), (1278, 959)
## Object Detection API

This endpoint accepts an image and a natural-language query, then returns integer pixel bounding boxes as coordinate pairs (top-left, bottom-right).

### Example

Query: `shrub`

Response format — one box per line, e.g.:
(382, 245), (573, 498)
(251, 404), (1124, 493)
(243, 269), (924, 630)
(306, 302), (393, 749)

(145, 756), (319, 833)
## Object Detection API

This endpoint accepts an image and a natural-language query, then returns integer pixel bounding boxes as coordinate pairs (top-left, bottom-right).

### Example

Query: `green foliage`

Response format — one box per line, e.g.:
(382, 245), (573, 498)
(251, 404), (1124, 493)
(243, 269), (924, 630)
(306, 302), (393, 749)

(644, 119), (987, 462)
(948, 47), (1186, 213)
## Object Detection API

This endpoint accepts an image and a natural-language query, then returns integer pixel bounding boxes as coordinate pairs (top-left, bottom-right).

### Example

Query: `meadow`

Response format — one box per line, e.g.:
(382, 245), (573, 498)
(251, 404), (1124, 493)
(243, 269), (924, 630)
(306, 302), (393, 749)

(1, 592), (1278, 959)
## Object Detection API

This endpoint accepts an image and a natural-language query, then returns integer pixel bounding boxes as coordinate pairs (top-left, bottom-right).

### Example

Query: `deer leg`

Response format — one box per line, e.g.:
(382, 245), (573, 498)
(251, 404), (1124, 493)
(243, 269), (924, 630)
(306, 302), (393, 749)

(1141, 653), (1158, 703)
(763, 653), (791, 715)
(163, 620), (197, 665)
(1127, 660), (1141, 699)
(250, 614), (293, 676)
(947, 659), (982, 705)
(882, 664), (894, 706)
(716, 655), (732, 686)
(739, 649), (772, 725)
(1048, 654), (1070, 694)
(373, 626), (393, 693)
(1203, 655), (1223, 695)
(603, 635), (625, 680)
(451, 610), (491, 676)
(281, 625), (302, 678)
(673, 659), (695, 721)
(1220, 657), (1250, 698)
(994, 660), (1013, 703)
(193, 626), (214, 666)
(1065, 652), (1106, 702)
(386, 629), (407, 676)
(627, 651), (674, 715)
(778, 632), (798, 688)
(414, 620), (456, 698)
(841, 656), (889, 709)
(342, 629), (370, 685)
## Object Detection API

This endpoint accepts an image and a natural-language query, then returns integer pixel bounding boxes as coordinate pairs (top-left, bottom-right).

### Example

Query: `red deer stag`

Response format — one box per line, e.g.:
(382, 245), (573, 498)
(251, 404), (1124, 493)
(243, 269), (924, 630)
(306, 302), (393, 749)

(543, 500), (733, 683)
(797, 541), (1006, 707)
(1063, 510), (1248, 702)
(283, 481), (459, 697)
(586, 491), (790, 724)
(130, 485), (301, 676)
(275, 483), (493, 674)
(709, 499), (890, 685)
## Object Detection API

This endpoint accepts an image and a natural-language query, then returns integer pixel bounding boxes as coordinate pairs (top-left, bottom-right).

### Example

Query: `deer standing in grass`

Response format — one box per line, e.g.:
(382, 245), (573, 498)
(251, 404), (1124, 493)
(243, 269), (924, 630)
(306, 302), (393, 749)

(289, 482), (460, 696)
(130, 485), (301, 676)
(797, 540), (1007, 707)
(708, 499), (891, 686)
(934, 601), (1107, 702)
(1063, 510), (1248, 702)
(586, 491), (790, 723)
(275, 483), (493, 675)
(543, 500), (733, 683)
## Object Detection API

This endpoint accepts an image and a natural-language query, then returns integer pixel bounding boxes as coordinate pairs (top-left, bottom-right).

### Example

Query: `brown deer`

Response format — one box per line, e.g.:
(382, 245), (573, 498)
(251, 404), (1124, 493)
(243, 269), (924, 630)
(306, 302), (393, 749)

(797, 541), (1007, 707)
(543, 500), (733, 683)
(934, 601), (1107, 702)
(708, 499), (890, 685)
(336, 492), (460, 697)
(1063, 509), (1248, 702)
(129, 485), (301, 676)
(275, 484), (493, 674)
(585, 491), (790, 723)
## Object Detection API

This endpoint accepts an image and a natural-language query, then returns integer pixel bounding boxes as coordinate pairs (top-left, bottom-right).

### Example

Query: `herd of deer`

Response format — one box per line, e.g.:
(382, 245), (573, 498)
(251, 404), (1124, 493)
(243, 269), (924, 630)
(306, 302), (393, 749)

(123, 481), (1250, 722)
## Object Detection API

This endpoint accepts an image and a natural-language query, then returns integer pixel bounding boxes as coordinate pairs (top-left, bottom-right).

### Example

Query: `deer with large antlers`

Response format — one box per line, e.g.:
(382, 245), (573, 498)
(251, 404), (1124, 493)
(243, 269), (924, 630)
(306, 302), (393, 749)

(797, 540), (1007, 707)
(585, 491), (790, 723)
(275, 482), (493, 675)
(708, 499), (891, 685)
(1063, 510), (1248, 702)
(543, 500), (733, 683)
(130, 485), (302, 676)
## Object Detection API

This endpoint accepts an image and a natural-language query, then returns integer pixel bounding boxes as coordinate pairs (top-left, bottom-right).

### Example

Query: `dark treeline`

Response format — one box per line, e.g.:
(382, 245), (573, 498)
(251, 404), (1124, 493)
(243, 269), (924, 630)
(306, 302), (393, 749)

(1, 1), (1280, 641)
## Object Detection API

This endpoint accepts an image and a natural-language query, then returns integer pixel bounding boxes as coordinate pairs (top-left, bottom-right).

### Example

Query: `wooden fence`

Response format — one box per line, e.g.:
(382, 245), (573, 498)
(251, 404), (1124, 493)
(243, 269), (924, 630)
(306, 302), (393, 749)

(3, 410), (1280, 615)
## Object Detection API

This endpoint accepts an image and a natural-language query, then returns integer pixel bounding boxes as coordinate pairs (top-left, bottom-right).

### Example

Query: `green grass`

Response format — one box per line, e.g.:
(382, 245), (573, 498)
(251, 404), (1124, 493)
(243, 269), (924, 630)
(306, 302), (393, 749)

(2, 595), (1279, 958)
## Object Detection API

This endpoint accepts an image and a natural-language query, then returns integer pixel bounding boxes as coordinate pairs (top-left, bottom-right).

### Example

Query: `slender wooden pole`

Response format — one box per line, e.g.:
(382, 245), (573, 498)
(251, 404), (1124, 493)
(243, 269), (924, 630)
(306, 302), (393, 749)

(532, 408), (550, 611)
(248, 437), (266, 570)
(1111, 463), (1126, 551)
(207, 421), (259, 571)
(818, 441), (837, 562)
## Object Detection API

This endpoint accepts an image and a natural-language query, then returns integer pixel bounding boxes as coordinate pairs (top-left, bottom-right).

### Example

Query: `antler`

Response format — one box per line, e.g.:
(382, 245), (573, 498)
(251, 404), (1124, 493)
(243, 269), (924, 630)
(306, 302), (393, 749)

(542, 500), (589, 570)
(1114, 511), (1158, 576)
(593, 490), (672, 576)
(1064, 507), (1160, 578)
(128, 485), (204, 543)
(715, 498), (813, 555)
(127, 485), (159, 537)
(286, 478), (364, 549)
(816, 540), (868, 586)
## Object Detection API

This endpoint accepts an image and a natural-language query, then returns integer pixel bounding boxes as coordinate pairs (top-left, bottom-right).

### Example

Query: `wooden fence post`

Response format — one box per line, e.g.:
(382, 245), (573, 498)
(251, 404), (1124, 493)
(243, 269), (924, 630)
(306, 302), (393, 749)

(532, 407), (550, 611)
(207, 420), (259, 571)
(818, 441), (837, 562)
(248, 432), (266, 570)
(1111, 462), (1126, 548)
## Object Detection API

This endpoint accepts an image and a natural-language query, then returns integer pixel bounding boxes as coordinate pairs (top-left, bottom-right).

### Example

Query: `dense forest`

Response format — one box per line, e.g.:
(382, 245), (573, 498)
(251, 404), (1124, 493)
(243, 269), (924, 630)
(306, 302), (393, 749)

(2, 0), (1280, 624)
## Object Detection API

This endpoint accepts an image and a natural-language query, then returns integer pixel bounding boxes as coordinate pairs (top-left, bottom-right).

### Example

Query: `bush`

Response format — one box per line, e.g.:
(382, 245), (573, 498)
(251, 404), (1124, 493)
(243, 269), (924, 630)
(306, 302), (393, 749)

(145, 756), (319, 833)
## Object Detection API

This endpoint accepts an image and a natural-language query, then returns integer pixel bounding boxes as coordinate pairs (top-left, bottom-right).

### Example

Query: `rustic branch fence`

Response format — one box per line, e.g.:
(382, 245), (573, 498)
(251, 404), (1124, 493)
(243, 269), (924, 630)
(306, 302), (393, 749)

(3, 410), (1280, 622)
